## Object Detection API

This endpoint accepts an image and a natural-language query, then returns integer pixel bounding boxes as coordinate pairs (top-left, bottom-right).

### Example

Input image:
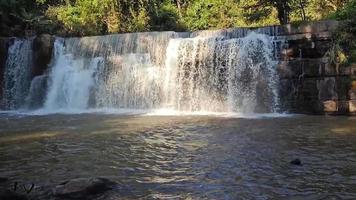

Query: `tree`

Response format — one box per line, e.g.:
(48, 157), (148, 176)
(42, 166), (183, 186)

(1, 0), (353, 36)
(184, 0), (244, 30)
(151, 0), (184, 31)
(242, 0), (294, 25)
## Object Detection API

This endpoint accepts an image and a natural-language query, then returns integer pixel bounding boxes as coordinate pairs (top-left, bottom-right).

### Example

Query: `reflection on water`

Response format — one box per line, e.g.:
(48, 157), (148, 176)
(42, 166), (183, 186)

(0, 114), (356, 199)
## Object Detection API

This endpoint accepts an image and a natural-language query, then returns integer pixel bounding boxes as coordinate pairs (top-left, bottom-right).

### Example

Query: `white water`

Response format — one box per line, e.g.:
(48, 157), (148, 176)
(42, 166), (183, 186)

(43, 32), (280, 113)
(2, 30), (284, 115)
(3, 39), (33, 109)
(44, 39), (103, 111)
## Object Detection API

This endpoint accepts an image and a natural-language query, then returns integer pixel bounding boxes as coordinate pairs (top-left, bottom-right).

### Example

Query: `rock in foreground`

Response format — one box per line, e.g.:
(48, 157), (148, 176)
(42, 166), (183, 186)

(53, 178), (117, 199)
(290, 158), (302, 166)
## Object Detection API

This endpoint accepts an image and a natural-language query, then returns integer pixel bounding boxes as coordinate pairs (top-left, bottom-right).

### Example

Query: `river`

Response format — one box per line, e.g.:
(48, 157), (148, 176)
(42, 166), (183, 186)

(0, 113), (355, 199)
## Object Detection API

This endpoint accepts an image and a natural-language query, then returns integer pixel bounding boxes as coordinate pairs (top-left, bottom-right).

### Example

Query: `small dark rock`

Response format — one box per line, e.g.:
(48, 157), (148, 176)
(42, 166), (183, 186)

(290, 158), (302, 166)
(53, 177), (117, 199)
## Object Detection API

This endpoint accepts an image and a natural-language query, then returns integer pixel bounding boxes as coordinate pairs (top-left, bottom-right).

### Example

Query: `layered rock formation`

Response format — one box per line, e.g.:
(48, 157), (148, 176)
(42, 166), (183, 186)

(276, 21), (355, 115)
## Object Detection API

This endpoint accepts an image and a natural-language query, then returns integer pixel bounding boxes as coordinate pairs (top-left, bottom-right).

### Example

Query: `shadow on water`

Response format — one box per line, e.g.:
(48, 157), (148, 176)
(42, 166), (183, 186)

(0, 114), (356, 199)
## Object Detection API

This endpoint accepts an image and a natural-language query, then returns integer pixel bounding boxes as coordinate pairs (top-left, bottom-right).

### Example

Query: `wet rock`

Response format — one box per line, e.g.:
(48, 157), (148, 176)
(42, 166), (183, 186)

(0, 37), (9, 109)
(350, 81), (356, 100)
(282, 20), (339, 35)
(323, 100), (337, 112)
(53, 178), (117, 199)
(350, 100), (356, 113)
(290, 159), (302, 166)
(32, 34), (55, 78)
(317, 77), (338, 101)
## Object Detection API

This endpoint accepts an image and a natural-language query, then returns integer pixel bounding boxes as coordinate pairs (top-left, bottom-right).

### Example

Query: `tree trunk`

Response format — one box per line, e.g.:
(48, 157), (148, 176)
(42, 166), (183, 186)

(299, 0), (306, 21)
(176, 0), (182, 17)
(276, 1), (290, 25)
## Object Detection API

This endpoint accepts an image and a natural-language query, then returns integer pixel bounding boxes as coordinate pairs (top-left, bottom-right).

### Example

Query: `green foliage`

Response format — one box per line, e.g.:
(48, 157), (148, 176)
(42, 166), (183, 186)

(331, 0), (356, 20)
(128, 7), (150, 32)
(184, 0), (244, 30)
(329, 0), (356, 64)
(0, 0), (55, 36)
(46, 0), (113, 35)
(151, 1), (184, 31)
(0, 0), (355, 36)
(240, 0), (279, 26)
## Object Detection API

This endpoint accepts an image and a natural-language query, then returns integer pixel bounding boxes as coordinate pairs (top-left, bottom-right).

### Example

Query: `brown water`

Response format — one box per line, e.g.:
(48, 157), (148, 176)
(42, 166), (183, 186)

(0, 114), (356, 199)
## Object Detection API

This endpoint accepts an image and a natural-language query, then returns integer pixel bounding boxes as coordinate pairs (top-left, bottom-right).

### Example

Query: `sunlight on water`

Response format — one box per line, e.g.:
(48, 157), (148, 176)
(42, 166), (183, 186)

(144, 108), (293, 118)
(0, 108), (294, 119)
(0, 132), (61, 143)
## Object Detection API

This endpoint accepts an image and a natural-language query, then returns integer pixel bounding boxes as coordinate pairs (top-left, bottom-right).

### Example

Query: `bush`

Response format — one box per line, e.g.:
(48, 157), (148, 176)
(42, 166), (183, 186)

(184, 0), (244, 31)
(330, 0), (356, 64)
(331, 0), (356, 20)
(151, 1), (185, 31)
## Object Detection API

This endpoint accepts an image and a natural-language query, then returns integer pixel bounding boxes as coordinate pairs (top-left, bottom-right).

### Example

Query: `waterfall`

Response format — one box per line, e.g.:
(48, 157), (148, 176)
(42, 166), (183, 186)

(160, 33), (280, 113)
(44, 39), (103, 111)
(2, 28), (284, 114)
(25, 75), (48, 109)
(3, 38), (34, 109)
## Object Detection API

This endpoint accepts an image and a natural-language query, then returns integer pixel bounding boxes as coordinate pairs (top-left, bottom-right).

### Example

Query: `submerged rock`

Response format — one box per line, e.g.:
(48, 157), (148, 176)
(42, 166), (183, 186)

(53, 178), (117, 199)
(290, 158), (302, 166)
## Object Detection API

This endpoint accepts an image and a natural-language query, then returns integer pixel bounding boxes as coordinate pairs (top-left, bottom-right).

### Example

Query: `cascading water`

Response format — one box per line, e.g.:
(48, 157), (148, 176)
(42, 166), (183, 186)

(164, 32), (279, 113)
(25, 74), (48, 109)
(3, 38), (34, 110)
(2, 28), (284, 114)
(44, 39), (103, 111)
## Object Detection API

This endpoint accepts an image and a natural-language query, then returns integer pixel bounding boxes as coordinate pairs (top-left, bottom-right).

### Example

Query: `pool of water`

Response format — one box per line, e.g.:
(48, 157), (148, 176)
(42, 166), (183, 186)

(0, 113), (356, 199)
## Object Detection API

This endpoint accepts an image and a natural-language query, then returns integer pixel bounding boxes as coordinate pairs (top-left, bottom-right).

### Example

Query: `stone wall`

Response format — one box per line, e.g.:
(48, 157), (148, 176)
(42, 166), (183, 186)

(277, 20), (356, 115)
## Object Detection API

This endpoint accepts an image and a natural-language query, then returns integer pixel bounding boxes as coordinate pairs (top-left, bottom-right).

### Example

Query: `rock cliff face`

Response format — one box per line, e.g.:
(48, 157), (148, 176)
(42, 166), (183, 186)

(276, 21), (355, 115)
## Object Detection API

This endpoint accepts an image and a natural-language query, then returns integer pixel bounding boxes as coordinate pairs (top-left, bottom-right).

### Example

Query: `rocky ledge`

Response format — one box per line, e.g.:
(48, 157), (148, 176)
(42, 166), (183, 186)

(276, 21), (356, 115)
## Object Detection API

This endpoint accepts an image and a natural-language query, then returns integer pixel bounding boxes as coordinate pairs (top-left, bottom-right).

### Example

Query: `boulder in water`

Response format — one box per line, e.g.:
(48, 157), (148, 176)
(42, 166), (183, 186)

(53, 178), (116, 199)
(290, 158), (302, 166)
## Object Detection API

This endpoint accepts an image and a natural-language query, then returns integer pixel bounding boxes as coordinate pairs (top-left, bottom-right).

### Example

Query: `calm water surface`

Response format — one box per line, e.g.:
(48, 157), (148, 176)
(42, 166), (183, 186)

(0, 114), (356, 199)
